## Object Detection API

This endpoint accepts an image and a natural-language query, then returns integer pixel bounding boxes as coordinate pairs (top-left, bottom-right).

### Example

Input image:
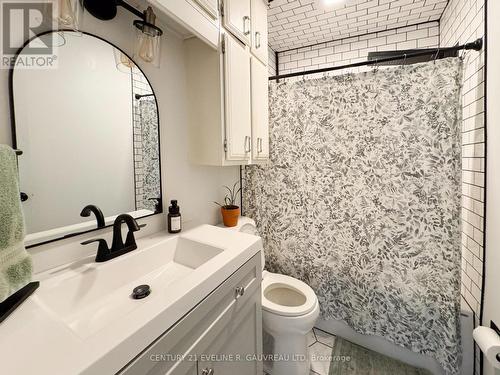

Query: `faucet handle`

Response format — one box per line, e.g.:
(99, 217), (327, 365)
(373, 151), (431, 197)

(81, 238), (105, 245)
(81, 238), (109, 251)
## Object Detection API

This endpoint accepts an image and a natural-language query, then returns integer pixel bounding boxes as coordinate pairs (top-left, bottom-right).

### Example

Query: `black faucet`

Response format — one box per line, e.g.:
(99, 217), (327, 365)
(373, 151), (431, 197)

(81, 214), (145, 262)
(80, 205), (105, 228)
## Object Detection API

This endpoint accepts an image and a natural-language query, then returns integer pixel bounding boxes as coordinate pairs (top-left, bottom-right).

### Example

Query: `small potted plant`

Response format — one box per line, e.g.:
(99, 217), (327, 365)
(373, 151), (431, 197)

(214, 181), (242, 227)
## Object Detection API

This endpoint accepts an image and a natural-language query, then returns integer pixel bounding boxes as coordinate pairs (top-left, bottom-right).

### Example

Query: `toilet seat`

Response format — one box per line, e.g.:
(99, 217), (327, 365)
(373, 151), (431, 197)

(262, 272), (318, 317)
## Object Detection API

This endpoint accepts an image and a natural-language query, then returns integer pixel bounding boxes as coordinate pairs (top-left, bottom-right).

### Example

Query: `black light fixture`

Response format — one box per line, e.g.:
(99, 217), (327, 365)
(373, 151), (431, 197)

(84, 0), (163, 67)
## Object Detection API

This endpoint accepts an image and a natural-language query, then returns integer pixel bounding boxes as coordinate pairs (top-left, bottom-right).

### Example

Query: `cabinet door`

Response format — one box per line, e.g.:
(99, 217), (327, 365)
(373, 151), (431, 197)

(193, 0), (218, 19)
(198, 288), (263, 375)
(250, 0), (268, 64)
(223, 33), (252, 161)
(251, 57), (269, 161)
(222, 0), (251, 45)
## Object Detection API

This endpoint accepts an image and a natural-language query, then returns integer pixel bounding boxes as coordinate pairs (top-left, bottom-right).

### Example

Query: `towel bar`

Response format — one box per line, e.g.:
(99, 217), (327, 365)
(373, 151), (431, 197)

(0, 282), (39, 324)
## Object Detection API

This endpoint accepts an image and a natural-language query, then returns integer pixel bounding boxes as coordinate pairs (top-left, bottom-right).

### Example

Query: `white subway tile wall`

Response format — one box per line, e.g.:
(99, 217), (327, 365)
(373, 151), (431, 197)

(277, 21), (439, 76)
(441, 0), (485, 323)
(268, 0), (447, 51)
(440, 0), (485, 373)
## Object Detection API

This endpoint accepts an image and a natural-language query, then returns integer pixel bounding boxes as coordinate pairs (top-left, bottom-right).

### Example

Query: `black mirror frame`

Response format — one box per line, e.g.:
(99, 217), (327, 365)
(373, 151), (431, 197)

(8, 30), (163, 249)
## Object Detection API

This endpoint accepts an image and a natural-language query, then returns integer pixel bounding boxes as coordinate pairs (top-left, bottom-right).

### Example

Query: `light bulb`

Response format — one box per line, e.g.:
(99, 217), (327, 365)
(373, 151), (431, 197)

(58, 0), (74, 25)
(138, 35), (155, 63)
(132, 7), (162, 67)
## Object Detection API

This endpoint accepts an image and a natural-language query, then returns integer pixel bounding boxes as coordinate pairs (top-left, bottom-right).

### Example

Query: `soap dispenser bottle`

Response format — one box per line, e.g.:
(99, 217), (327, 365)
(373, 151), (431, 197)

(168, 200), (181, 233)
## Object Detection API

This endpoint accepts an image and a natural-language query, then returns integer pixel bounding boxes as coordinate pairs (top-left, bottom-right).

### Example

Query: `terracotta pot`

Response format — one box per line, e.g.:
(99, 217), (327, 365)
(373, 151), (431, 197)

(221, 206), (240, 227)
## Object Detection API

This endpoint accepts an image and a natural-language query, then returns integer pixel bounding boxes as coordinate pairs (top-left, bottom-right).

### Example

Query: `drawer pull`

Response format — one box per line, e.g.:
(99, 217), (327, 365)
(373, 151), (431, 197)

(235, 286), (245, 298)
(202, 368), (214, 375)
(243, 16), (250, 35)
(255, 31), (261, 48)
(257, 138), (263, 153)
(244, 136), (251, 153)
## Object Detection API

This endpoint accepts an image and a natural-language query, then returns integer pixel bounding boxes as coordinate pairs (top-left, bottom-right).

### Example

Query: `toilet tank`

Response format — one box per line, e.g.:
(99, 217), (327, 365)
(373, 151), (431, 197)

(217, 217), (265, 269)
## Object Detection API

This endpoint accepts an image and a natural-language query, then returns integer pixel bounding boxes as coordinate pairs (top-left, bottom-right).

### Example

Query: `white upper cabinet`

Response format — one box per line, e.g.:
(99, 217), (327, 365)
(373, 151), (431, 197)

(223, 34), (252, 161)
(193, 0), (219, 19)
(250, 0), (268, 65)
(221, 0), (252, 46)
(151, 0), (219, 48)
(251, 57), (269, 161)
(184, 1), (269, 166)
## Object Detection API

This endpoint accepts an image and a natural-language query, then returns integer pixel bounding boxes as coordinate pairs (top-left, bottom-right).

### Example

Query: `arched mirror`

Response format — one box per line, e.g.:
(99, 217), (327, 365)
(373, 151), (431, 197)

(10, 31), (162, 247)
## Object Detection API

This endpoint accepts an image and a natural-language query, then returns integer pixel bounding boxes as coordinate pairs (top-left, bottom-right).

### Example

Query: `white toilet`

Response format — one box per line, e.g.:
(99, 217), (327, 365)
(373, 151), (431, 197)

(219, 217), (320, 375)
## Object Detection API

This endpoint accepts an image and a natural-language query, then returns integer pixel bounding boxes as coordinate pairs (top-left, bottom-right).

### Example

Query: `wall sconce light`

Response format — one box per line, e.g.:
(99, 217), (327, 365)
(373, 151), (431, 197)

(45, 0), (84, 32)
(113, 47), (135, 73)
(84, 0), (164, 67)
(58, 0), (84, 30)
(133, 7), (162, 68)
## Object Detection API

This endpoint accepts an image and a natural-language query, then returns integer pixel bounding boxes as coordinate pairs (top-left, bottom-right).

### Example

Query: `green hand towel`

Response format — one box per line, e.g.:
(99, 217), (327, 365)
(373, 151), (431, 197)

(0, 144), (32, 303)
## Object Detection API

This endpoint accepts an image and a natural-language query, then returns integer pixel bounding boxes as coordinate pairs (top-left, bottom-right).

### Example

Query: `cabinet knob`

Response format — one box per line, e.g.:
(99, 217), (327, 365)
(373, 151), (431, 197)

(243, 16), (251, 35)
(235, 286), (245, 298)
(202, 368), (214, 375)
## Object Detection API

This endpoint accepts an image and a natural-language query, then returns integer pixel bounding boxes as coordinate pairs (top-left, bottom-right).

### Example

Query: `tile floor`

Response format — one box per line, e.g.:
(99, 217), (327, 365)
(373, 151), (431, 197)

(264, 327), (432, 375)
(264, 327), (336, 375)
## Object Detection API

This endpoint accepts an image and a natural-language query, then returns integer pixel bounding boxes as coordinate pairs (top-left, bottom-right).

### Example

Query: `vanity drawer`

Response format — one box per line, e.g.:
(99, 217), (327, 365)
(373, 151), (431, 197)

(119, 252), (262, 375)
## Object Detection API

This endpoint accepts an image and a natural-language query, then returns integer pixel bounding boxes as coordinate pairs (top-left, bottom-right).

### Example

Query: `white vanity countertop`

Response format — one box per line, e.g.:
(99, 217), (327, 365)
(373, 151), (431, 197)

(0, 225), (262, 375)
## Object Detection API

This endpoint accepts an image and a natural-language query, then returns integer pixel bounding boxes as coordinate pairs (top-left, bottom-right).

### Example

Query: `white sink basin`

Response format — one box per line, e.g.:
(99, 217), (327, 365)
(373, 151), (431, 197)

(36, 236), (224, 338)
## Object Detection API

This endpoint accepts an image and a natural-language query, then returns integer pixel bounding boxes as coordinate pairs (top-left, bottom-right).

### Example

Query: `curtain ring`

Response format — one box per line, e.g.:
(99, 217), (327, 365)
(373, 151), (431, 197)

(459, 47), (467, 61)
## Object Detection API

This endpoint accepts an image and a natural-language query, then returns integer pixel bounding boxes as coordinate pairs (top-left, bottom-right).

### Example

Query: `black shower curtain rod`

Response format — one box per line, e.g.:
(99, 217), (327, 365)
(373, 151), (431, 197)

(268, 38), (483, 81)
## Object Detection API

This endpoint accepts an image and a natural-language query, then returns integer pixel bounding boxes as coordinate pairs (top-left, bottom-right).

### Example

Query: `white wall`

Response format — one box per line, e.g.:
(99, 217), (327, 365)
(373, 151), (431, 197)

(0, 8), (239, 270)
(484, 1), (500, 374)
(14, 33), (135, 233)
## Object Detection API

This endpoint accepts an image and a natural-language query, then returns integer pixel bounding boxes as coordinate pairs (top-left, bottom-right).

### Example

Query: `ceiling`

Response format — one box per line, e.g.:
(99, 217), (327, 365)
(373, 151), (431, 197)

(268, 0), (449, 52)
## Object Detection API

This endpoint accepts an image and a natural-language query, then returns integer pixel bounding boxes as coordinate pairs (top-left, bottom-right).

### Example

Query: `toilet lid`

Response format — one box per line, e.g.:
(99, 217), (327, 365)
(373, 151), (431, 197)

(262, 273), (318, 317)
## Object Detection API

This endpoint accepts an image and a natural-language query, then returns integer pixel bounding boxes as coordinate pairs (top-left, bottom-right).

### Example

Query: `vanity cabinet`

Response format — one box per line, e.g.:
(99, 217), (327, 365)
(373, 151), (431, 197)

(221, 0), (252, 46)
(119, 253), (263, 375)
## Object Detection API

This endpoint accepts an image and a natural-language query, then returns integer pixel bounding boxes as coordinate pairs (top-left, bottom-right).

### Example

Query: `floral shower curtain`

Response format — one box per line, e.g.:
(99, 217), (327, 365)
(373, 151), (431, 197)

(244, 58), (463, 374)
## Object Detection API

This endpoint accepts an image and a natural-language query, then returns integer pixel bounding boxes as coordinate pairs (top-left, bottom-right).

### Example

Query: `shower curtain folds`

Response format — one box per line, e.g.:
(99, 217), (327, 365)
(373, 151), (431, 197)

(244, 58), (464, 375)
